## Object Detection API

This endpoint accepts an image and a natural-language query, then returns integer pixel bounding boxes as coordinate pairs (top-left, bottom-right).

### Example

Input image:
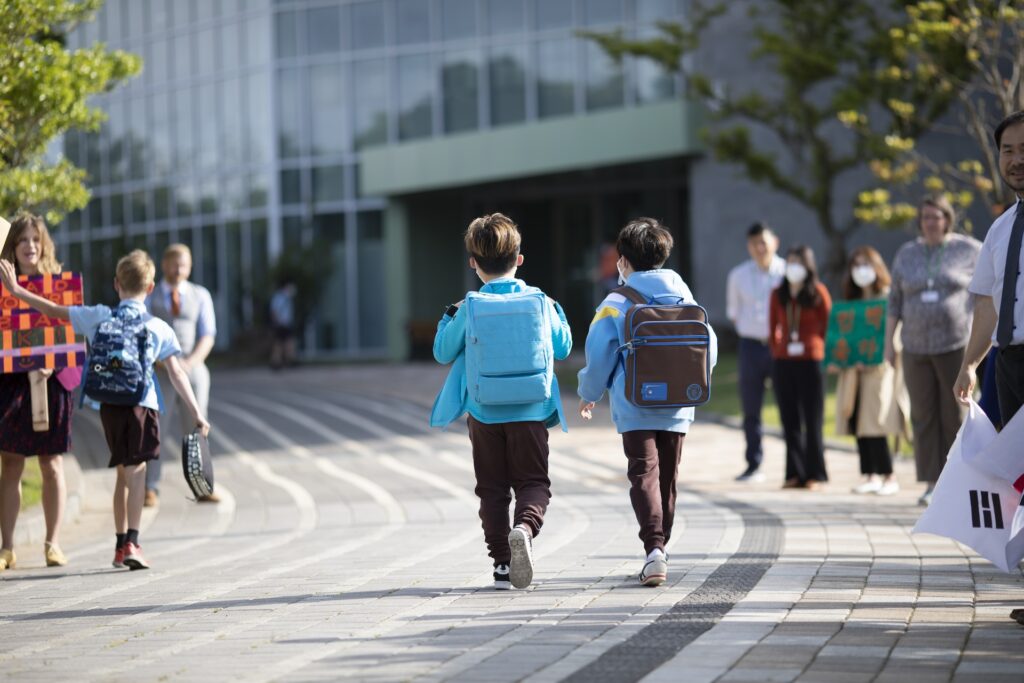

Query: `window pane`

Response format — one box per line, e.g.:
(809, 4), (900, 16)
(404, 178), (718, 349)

(127, 98), (148, 178)
(201, 225), (219, 291)
(173, 88), (193, 174)
(442, 50), (479, 133)
(276, 10), (299, 58)
(357, 211), (386, 349)
(221, 20), (240, 71)
(396, 0), (430, 44)
(150, 91), (170, 175)
(353, 59), (388, 149)
(154, 185), (172, 220)
(174, 31), (192, 80)
(221, 77), (244, 166)
(108, 100), (127, 182)
(248, 73), (272, 164)
(488, 0), (524, 34)
(636, 0), (681, 22)
(280, 169), (302, 204)
(196, 82), (220, 171)
(313, 165), (346, 203)
(109, 194), (125, 227)
(443, 0), (477, 40)
(250, 219), (269, 326)
(635, 28), (676, 103)
(131, 189), (149, 224)
(584, 0), (621, 25)
(312, 212), (348, 351)
(277, 67), (304, 158)
(172, 0), (193, 28)
(197, 25), (217, 76)
(489, 46), (526, 126)
(398, 54), (434, 140)
(537, 39), (575, 118)
(585, 42), (623, 110)
(307, 6), (342, 54)
(351, 2), (385, 50)
(310, 63), (348, 155)
(248, 172), (269, 208)
(246, 13), (272, 65)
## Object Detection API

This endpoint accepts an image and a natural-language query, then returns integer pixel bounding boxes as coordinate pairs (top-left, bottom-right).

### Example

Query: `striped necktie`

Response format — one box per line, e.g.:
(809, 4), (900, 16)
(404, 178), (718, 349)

(996, 201), (1024, 347)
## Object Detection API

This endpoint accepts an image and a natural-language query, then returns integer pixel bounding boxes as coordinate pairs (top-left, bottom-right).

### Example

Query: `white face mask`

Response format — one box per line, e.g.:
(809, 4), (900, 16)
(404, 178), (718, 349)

(851, 264), (877, 288)
(785, 263), (807, 285)
(617, 261), (627, 285)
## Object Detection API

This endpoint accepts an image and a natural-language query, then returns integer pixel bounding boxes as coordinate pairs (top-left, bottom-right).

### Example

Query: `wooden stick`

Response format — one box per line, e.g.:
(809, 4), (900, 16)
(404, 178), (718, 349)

(0, 216), (10, 254)
(29, 370), (49, 432)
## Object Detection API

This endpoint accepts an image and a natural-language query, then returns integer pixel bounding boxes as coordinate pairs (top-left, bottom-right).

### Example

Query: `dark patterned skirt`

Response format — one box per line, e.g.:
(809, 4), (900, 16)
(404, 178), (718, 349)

(0, 372), (73, 456)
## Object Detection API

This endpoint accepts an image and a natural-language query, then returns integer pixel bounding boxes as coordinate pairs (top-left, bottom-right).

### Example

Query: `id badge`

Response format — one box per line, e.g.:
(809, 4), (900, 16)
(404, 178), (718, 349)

(787, 341), (805, 356)
(920, 290), (940, 303)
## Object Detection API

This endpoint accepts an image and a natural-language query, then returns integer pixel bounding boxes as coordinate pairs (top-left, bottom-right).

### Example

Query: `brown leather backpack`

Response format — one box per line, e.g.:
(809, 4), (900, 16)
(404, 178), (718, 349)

(615, 286), (712, 407)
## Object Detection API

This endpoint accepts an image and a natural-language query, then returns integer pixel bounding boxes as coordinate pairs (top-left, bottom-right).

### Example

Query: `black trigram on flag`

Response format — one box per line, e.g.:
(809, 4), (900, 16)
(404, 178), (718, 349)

(969, 490), (1004, 529)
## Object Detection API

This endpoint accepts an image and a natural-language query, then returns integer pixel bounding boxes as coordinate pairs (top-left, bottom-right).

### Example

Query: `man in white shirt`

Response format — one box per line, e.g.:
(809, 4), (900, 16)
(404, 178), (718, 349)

(726, 223), (786, 482)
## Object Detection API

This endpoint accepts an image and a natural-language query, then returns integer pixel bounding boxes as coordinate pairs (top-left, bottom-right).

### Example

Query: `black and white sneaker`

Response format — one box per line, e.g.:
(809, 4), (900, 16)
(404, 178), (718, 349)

(493, 564), (511, 590)
(639, 553), (668, 587)
(735, 467), (765, 483)
(508, 526), (534, 589)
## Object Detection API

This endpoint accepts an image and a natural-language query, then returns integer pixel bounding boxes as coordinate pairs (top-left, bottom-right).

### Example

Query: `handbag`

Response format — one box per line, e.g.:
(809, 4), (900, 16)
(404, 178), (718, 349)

(181, 429), (215, 499)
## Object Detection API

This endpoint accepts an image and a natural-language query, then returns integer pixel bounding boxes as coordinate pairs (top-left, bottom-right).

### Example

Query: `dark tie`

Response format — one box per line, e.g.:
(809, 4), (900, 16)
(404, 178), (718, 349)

(996, 201), (1024, 347)
(170, 288), (181, 317)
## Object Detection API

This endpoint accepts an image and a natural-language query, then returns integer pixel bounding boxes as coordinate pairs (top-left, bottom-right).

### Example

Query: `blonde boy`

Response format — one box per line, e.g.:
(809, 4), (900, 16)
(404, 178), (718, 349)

(0, 251), (210, 570)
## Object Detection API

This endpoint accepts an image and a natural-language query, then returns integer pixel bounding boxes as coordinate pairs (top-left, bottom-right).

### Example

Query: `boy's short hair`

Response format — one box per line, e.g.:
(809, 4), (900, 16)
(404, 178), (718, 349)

(464, 213), (521, 275)
(747, 221), (773, 239)
(163, 243), (192, 261)
(616, 218), (673, 271)
(116, 249), (157, 296)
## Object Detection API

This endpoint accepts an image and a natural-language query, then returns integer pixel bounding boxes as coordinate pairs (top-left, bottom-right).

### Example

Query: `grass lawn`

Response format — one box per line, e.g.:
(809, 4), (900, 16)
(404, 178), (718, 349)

(21, 458), (43, 510)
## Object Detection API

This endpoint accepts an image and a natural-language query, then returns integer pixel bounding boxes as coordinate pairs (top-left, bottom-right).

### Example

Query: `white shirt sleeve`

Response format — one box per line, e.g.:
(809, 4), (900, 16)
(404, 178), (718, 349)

(726, 266), (740, 323)
(968, 230), (997, 297)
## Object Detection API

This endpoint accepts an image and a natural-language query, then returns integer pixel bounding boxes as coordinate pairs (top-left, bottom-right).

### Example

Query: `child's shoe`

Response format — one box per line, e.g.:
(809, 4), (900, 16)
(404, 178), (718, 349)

(507, 525), (534, 589)
(122, 542), (150, 570)
(112, 546), (126, 568)
(0, 548), (15, 571)
(44, 543), (67, 567)
(639, 550), (668, 587)
(493, 564), (511, 590)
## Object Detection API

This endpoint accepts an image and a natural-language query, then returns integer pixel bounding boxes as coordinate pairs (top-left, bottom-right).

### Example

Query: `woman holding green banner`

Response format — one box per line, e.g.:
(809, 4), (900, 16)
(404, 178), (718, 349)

(885, 195), (981, 506)
(833, 247), (909, 496)
(0, 214), (73, 570)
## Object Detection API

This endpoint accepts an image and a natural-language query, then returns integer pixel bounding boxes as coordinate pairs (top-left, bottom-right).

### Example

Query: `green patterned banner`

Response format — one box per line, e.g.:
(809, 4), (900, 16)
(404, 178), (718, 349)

(825, 298), (887, 367)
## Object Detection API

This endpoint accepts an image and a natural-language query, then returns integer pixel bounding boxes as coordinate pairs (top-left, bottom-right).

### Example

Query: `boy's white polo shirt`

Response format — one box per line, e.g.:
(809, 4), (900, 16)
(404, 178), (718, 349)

(70, 300), (182, 411)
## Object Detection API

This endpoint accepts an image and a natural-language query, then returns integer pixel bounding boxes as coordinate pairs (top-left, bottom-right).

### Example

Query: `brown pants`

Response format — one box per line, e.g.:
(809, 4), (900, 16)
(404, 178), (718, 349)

(622, 430), (685, 554)
(467, 416), (551, 566)
(903, 348), (965, 483)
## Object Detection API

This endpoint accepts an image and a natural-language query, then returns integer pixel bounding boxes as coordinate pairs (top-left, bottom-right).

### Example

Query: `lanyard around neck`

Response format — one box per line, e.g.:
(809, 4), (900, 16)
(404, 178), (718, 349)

(787, 298), (802, 341)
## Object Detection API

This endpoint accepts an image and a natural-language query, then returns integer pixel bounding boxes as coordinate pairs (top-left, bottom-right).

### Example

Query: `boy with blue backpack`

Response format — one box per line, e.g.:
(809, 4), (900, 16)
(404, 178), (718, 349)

(430, 213), (572, 590)
(0, 251), (210, 570)
(578, 219), (717, 586)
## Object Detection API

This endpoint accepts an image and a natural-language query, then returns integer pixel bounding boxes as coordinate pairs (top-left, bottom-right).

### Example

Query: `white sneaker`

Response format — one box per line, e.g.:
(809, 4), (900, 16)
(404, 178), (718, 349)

(852, 479), (882, 494)
(639, 553), (668, 587)
(876, 480), (900, 496)
(508, 526), (534, 589)
(493, 564), (511, 590)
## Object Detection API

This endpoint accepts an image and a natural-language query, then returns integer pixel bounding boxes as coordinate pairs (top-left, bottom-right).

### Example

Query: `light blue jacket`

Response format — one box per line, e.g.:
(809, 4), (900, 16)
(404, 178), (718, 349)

(430, 277), (573, 431)
(577, 269), (718, 434)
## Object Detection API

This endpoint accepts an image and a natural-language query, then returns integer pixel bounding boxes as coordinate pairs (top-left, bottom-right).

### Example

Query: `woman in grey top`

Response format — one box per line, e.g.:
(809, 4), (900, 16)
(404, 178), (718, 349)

(884, 194), (981, 506)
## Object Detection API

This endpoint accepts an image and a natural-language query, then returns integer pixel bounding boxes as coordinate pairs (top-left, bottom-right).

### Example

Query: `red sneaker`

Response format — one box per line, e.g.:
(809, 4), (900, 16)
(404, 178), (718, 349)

(112, 546), (126, 568)
(122, 542), (150, 570)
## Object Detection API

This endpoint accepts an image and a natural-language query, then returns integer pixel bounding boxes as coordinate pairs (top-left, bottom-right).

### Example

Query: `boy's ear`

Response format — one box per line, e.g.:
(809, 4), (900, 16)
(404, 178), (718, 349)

(113, 277), (121, 295)
(468, 257), (477, 270)
(516, 254), (524, 267)
(145, 281), (155, 295)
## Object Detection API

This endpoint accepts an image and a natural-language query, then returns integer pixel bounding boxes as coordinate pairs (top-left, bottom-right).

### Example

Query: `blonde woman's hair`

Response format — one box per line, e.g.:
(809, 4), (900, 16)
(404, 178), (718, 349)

(163, 243), (192, 261)
(919, 194), (957, 234)
(1, 213), (62, 275)
(116, 249), (157, 296)
(464, 213), (521, 274)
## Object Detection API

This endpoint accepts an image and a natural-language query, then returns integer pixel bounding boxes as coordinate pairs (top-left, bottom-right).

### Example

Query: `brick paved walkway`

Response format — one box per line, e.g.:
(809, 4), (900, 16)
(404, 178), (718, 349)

(0, 365), (1020, 682)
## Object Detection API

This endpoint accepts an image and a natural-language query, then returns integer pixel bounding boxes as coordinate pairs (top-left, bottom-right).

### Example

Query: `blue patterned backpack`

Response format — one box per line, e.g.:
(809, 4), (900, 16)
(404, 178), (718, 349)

(83, 305), (150, 406)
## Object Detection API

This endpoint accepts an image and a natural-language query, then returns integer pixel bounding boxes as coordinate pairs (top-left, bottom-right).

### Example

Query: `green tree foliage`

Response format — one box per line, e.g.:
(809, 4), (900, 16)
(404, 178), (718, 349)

(0, 0), (140, 224)
(849, 0), (1024, 231)
(582, 1), (958, 273)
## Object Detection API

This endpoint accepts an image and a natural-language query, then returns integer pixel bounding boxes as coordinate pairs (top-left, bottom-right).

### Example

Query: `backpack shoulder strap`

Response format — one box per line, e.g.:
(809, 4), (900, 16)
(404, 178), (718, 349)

(612, 286), (647, 306)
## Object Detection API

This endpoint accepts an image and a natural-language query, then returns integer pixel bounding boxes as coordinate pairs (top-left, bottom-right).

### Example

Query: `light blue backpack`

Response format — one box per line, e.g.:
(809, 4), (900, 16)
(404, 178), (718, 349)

(464, 289), (553, 405)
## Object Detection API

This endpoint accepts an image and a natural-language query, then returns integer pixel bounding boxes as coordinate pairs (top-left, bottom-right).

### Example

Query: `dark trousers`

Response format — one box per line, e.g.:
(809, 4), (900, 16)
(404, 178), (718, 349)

(621, 430), (685, 554)
(467, 416), (551, 566)
(857, 438), (893, 475)
(738, 338), (773, 471)
(772, 359), (827, 483)
(903, 348), (964, 483)
(996, 345), (1024, 427)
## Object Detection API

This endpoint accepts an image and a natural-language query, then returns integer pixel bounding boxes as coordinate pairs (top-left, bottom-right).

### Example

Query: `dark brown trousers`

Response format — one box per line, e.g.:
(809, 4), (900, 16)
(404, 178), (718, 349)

(621, 430), (685, 554)
(467, 416), (551, 566)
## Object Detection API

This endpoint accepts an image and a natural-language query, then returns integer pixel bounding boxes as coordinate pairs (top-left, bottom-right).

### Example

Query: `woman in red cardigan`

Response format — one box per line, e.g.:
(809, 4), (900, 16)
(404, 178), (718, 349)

(769, 245), (832, 490)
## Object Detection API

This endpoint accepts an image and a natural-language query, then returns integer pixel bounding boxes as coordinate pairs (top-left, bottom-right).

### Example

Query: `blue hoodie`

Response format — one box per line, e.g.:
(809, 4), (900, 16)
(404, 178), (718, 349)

(577, 269), (718, 434)
(430, 277), (573, 430)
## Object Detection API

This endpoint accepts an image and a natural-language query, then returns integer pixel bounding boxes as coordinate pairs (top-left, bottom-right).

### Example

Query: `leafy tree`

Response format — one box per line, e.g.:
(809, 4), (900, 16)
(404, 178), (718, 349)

(849, 0), (1024, 231)
(583, 1), (957, 273)
(0, 0), (140, 225)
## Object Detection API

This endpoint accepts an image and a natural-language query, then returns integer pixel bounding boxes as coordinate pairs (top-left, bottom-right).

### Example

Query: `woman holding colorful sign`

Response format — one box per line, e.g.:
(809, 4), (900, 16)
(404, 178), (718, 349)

(0, 214), (74, 570)
(885, 195), (981, 506)
(831, 247), (909, 496)
(769, 245), (832, 490)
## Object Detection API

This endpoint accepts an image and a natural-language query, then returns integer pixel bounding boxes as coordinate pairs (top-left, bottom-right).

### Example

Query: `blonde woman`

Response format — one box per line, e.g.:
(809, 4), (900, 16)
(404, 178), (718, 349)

(833, 247), (909, 496)
(0, 214), (74, 570)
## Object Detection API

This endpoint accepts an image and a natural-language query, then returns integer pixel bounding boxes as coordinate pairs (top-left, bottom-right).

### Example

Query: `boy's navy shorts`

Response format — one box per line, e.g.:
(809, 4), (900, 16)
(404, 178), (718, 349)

(99, 404), (161, 468)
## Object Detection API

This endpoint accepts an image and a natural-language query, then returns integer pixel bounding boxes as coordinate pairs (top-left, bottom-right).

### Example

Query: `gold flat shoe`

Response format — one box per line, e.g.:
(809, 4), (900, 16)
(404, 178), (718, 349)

(45, 543), (67, 567)
(0, 548), (15, 570)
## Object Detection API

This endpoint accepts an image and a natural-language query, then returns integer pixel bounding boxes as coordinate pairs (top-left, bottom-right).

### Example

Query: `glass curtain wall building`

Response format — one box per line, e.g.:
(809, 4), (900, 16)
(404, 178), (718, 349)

(58, 0), (687, 359)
